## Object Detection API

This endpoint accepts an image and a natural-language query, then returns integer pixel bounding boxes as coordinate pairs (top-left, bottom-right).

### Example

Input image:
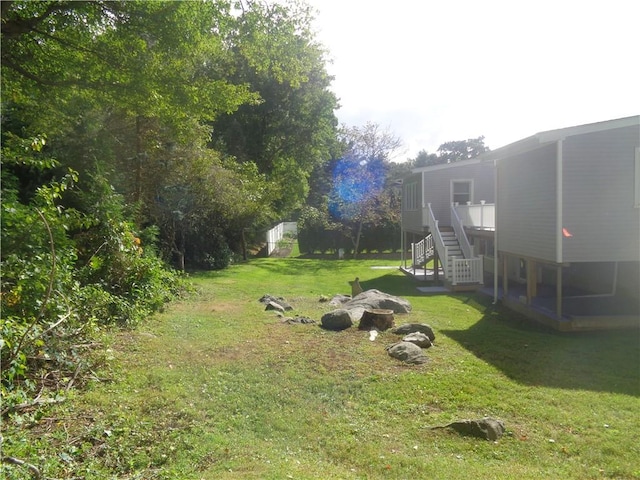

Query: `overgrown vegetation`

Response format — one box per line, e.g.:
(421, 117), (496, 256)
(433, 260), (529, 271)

(2, 258), (638, 479)
(1, 137), (187, 418)
(1, 0), (337, 438)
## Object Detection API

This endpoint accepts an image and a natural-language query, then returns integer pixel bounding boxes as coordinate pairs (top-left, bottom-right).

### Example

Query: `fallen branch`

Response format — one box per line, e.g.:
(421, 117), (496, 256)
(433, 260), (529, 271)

(65, 363), (83, 392)
(1, 397), (66, 417)
(2, 456), (41, 479)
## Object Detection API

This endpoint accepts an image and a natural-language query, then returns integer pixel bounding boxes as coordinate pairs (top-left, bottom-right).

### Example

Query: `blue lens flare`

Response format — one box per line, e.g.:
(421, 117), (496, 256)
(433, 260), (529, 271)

(329, 156), (385, 220)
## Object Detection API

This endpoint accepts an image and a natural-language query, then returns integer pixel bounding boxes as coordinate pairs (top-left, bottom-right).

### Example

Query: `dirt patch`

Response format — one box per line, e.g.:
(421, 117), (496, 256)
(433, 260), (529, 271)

(209, 301), (241, 313)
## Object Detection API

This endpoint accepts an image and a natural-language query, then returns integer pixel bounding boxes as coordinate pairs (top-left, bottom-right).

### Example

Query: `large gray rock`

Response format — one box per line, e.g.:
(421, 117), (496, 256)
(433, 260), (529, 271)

(342, 289), (412, 314)
(402, 332), (432, 348)
(385, 341), (429, 365)
(328, 294), (352, 306)
(392, 323), (435, 341)
(320, 309), (353, 331)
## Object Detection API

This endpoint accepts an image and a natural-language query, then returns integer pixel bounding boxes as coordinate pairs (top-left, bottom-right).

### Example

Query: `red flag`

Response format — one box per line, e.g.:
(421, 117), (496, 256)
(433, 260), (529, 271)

(562, 227), (573, 238)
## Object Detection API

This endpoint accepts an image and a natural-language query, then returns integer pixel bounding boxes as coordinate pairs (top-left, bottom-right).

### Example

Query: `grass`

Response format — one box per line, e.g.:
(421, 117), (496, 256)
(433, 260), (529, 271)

(2, 257), (640, 479)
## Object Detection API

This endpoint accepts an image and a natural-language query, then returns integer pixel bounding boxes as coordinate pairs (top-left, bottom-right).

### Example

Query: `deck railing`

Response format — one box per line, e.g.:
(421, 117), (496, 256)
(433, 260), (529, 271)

(426, 203), (450, 276)
(451, 257), (484, 285)
(454, 202), (495, 229)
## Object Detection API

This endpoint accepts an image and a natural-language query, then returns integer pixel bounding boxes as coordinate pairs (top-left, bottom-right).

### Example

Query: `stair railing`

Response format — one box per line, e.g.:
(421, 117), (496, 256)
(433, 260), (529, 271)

(426, 203), (449, 279)
(412, 238), (424, 266)
(412, 234), (436, 267)
(450, 204), (473, 259)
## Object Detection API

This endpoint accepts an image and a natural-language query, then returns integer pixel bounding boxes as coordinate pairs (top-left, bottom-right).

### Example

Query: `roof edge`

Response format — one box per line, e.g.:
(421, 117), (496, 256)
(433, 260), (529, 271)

(480, 115), (640, 162)
(411, 156), (486, 173)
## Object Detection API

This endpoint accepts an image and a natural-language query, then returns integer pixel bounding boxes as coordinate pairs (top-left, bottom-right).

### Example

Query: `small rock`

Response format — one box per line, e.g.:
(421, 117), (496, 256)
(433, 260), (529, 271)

(320, 309), (353, 331)
(265, 301), (285, 313)
(402, 332), (432, 348)
(385, 341), (429, 365)
(434, 418), (506, 441)
(259, 295), (293, 311)
(392, 323), (435, 341)
(283, 316), (316, 325)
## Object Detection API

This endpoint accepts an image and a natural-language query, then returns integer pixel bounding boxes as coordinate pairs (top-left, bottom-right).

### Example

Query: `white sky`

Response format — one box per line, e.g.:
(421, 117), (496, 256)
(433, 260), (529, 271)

(306, 0), (640, 161)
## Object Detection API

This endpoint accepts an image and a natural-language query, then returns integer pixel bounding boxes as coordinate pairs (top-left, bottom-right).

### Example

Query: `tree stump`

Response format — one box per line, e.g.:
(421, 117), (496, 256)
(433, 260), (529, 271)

(358, 308), (394, 331)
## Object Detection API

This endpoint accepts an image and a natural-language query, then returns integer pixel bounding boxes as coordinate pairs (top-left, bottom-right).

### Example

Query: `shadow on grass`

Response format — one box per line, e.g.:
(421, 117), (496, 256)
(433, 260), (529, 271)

(358, 273), (431, 298)
(442, 296), (640, 397)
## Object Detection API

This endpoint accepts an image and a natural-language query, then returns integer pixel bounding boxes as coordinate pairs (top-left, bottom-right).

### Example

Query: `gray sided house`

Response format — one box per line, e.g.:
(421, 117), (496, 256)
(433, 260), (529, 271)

(401, 158), (495, 289)
(487, 115), (640, 331)
(401, 115), (640, 331)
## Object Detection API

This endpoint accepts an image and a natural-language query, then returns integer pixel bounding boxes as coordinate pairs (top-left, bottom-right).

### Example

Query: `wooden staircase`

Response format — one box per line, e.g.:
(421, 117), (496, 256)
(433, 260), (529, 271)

(439, 227), (463, 280)
(408, 204), (484, 289)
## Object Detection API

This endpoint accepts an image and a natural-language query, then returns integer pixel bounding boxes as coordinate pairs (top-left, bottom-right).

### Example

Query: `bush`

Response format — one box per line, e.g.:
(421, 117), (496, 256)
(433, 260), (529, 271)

(1, 156), (186, 413)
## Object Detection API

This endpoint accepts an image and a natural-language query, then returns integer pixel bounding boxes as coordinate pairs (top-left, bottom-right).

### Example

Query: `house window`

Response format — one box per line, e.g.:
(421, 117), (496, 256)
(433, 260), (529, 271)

(404, 182), (418, 211)
(451, 180), (472, 205)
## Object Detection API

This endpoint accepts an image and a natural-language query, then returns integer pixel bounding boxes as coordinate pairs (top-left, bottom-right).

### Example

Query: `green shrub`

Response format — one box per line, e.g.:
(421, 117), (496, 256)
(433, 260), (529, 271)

(1, 141), (186, 412)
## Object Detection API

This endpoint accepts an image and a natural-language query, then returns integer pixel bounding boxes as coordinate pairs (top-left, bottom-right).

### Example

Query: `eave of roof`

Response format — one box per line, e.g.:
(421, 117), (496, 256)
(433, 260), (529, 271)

(411, 156), (487, 174)
(480, 115), (640, 163)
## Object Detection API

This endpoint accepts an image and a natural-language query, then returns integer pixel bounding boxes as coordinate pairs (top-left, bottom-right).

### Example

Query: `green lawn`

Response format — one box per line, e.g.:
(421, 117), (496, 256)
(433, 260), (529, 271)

(3, 257), (639, 479)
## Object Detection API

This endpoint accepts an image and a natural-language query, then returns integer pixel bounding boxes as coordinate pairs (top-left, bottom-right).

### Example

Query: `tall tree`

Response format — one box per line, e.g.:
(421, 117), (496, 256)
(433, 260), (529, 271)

(212, 0), (339, 216)
(436, 136), (489, 163)
(407, 136), (490, 167)
(411, 149), (440, 167)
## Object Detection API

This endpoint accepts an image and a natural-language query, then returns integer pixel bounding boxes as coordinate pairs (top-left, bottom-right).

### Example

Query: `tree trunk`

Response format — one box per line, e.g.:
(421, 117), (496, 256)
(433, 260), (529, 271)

(358, 308), (395, 331)
(241, 228), (247, 261)
(352, 218), (364, 259)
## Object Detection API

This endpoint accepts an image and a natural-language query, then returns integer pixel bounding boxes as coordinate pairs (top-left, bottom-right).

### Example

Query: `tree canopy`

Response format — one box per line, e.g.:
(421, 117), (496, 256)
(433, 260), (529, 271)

(1, 0), (339, 418)
(409, 136), (490, 167)
(2, 0), (339, 264)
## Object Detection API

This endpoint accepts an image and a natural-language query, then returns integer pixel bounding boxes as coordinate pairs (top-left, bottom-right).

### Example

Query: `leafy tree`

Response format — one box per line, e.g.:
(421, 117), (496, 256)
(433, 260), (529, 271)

(408, 136), (490, 167)
(1, 0), (257, 201)
(327, 123), (402, 257)
(437, 136), (490, 163)
(212, 0), (339, 217)
(411, 149), (440, 167)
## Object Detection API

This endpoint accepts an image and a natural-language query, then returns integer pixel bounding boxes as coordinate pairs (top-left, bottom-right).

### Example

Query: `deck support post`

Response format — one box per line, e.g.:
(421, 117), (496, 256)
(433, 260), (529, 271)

(502, 253), (509, 296)
(556, 265), (563, 319)
(526, 259), (537, 305)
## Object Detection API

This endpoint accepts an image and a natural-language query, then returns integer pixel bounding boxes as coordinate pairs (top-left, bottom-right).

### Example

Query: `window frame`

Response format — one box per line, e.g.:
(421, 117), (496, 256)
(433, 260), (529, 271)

(450, 179), (474, 205)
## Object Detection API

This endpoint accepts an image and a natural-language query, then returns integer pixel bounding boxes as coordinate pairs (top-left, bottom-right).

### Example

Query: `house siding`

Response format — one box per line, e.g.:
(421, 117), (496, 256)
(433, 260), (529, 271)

(422, 162), (495, 226)
(401, 172), (424, 234)
(562, 125), (640, 262)
(497, 143), (557, 262)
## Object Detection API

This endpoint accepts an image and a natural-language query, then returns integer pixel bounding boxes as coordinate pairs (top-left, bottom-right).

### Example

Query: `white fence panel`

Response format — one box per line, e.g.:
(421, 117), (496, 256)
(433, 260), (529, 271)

(266, 222), (298, 256)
